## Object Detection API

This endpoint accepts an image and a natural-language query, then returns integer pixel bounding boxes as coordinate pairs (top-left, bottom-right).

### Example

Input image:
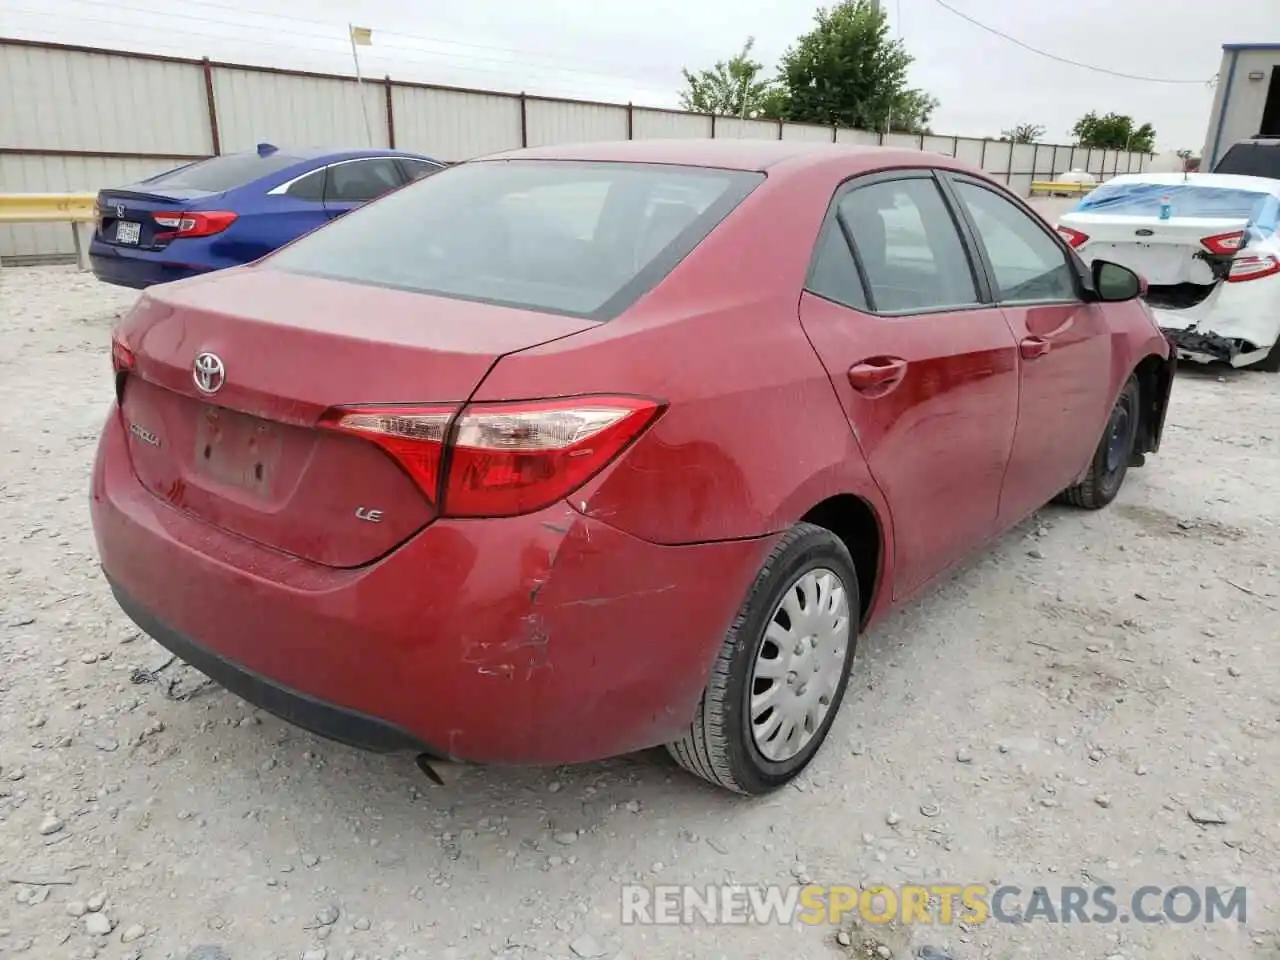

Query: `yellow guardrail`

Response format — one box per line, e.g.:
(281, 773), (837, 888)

(0, 193), (99, 270)
(0, 192), (98, 223)
(1029, 180), (1098, 197)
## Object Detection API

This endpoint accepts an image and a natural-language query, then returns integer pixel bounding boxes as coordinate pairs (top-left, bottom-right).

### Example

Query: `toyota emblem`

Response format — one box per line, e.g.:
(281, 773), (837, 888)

(192, 352), (226, 394)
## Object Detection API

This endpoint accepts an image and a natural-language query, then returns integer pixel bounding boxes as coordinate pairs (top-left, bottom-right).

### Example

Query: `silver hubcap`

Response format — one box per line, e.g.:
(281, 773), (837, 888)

(749, 567), (852, 763)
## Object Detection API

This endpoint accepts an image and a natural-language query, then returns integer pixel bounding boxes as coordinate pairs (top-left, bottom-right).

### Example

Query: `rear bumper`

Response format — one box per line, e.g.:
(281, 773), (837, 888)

(1160, 325), (1239, 365)
(90, 241), (213, 289)
(108, 576), (428, 754)
(1151, 278), (1279, 367)
(91, 406), (774, 764)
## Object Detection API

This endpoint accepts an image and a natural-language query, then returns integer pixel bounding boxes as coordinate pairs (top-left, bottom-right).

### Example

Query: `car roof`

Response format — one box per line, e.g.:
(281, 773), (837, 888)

(477, 138), (970, 175)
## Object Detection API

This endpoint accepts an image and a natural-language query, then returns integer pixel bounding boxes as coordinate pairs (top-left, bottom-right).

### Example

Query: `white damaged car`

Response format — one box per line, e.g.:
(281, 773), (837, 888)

(1057, 172), (1280, 371)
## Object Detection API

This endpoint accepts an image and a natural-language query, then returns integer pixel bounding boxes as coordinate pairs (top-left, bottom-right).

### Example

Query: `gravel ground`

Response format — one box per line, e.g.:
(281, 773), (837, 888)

(1, 264), (1278, 960)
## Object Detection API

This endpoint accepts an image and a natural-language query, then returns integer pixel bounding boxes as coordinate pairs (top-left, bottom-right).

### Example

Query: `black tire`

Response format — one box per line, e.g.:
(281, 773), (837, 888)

(1055, 374), (1141, 510)
(666, 522), (860, 796)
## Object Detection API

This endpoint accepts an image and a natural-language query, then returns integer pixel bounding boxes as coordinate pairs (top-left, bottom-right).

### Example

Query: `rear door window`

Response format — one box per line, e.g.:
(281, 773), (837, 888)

(140, 152), (300, 193)
(285, 168), (326, 201)
(325, 159), (405, 203)
(806, 220), (870, 311)
(267, 160), (763, 319)
(838, 178), (980, 313)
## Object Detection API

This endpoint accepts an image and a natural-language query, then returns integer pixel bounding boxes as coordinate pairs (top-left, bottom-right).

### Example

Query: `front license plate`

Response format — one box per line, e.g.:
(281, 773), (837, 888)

(115, 220), (141, 245)
(193, 405), (281, 496)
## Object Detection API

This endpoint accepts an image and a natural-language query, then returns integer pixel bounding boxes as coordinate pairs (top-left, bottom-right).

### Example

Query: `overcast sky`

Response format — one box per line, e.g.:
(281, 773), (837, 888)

(4, 0), (1278, 154)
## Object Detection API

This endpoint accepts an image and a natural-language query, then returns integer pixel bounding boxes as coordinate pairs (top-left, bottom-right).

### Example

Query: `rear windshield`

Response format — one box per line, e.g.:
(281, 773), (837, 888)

(1077, 181), (1276, 220)
(140, 152), (301, 193)
(1213, 143), (1280, 179)
(265, 160), (764, 319)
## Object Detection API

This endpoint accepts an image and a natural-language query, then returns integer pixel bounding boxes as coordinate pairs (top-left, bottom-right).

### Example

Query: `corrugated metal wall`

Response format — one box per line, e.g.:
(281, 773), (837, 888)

(0, 37), (1154, 261)
(712, 117), (781, 140)
(0, 43), (212, 155)
(212, 68), (390, 152)
(632, 109), (711, 140)
(391, 86), (522, 161)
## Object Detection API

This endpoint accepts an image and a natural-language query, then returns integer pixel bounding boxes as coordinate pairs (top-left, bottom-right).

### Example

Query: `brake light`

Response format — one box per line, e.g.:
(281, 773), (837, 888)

(1056, 225), (1089, 248)
(321, 396), (663, 517)
(1226, 254), (1280, 282)
(110, 333), (135, 374)
(152, 211), (237, 241)
(320, 405), (455, 506)
(1200, 230), (1244, 255)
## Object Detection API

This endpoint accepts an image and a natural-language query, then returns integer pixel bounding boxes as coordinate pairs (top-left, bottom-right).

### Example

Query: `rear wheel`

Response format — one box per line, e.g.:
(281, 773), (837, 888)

(1055, 375), (1141, 510)
(666, 523), (858, 795)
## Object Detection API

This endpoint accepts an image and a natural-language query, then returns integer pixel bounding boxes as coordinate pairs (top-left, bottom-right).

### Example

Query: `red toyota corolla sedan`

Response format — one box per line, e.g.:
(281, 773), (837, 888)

(91, 140), (1174, 795)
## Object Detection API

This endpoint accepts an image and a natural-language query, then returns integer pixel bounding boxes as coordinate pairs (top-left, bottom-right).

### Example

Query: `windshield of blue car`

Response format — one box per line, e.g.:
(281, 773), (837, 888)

(265, 159), (764, 320)
(140, 153), (303, 193)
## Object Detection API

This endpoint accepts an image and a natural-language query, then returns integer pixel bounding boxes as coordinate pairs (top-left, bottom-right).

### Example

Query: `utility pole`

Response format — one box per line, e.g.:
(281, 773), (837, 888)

(349, 24), (375, 148)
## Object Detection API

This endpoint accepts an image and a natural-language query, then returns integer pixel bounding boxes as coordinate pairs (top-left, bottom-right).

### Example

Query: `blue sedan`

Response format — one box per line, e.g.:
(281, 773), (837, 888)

(90, 144), (444, 289)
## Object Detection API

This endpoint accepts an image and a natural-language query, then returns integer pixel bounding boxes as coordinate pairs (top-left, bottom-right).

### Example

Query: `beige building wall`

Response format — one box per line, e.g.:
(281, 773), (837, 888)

(1203, 45), (1280, 168)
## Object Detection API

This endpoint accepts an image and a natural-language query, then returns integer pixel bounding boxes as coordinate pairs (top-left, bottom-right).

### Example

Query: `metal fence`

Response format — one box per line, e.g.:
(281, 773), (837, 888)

(0, 36), (1152, 261)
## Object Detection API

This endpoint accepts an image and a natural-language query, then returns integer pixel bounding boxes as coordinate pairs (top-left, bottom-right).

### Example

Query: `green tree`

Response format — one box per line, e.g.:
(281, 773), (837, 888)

(773, 0), (938, 133)
(1071, 111), (1156, 153)
(679, 37), (780, 118)
(1000, 122), (1045, 144)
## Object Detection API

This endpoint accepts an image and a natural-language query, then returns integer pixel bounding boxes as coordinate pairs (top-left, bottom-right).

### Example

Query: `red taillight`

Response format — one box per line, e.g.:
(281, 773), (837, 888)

(152, 211), (237, 241)
(445, 397), (663, 517)
(321, 396), (663, 518)
(1226, 254), (1280, 282)
(1056, 225), (1089, 248)
(111, 333), (135, 374)
(320, 405), (455, 506)
(1200, 230), (1244, 255)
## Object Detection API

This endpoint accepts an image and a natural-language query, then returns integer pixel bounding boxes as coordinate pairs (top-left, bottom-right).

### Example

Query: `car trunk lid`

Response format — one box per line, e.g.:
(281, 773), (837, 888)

(96, 186), (216, 251)
(1061, 212), (1244, 290)
(1061, 212), (1248, 313)
(115, 268), (598, 567)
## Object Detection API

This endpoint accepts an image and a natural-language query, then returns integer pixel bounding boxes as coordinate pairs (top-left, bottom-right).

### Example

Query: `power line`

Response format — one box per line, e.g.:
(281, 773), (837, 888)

(924, 0), (1213, 85)
(155, 0), (650, 77)
(16, 0), (662, 82)
(2, 7), (665, 99)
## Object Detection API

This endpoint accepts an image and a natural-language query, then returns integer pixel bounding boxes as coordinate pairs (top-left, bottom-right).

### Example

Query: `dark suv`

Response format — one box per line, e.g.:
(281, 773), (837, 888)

(1212, 136), (1280, 179)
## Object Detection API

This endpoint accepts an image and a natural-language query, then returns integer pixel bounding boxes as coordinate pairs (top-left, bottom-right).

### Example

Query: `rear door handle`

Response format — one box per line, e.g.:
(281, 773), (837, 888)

(848, 357), (908, 392)
(1020, 336), (1051, 360)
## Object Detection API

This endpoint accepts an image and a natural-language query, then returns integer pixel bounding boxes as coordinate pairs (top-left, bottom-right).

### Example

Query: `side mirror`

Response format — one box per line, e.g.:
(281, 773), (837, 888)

(1091, 259), (1144, 302)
